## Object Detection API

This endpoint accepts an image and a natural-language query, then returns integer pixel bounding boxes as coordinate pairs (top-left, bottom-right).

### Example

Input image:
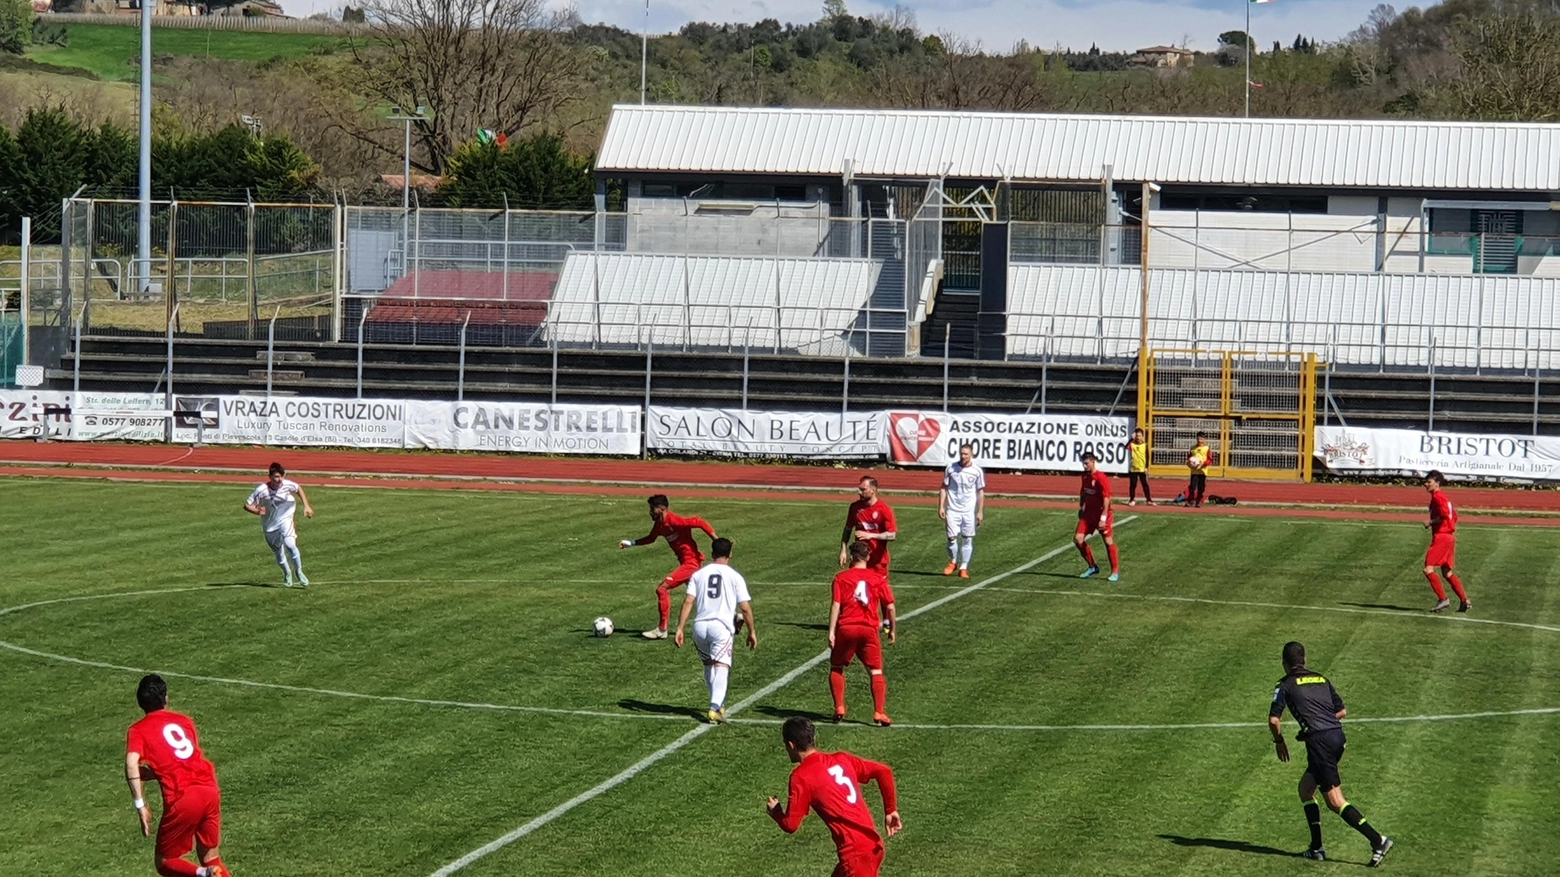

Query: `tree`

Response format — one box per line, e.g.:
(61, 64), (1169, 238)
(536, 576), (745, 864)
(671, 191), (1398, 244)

(438, 132), (593, 209)
(823, 0), (848, 21)
(1439, 12), (1560, 119)
(351, 0), (584, 176)
(0, 0), (33, 56)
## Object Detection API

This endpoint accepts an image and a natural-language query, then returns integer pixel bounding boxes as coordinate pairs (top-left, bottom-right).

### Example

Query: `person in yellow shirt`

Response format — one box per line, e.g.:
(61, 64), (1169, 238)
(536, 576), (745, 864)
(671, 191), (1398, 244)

(1186, 432), (1213, 508)
(1127, 427), (1152, 506)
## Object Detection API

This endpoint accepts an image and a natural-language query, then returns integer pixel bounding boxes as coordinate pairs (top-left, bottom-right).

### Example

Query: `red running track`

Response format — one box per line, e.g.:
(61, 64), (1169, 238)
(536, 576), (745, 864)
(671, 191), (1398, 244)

(3, 441), (1559, 516)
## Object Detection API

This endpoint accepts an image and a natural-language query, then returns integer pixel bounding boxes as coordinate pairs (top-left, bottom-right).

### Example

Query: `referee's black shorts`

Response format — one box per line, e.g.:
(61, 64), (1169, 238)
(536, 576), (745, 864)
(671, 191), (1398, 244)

(1303, 729), (1346, 790)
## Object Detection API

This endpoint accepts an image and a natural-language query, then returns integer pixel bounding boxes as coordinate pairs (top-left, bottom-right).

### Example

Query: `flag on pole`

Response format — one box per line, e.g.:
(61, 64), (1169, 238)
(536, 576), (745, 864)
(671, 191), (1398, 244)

(1250, 0), (1274, 4)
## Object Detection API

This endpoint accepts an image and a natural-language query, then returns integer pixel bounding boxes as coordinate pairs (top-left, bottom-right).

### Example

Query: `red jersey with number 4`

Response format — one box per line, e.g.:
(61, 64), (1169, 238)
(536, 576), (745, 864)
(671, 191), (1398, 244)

(845, 500), (897, 569)
(1080, 470), (1111, 518)
(641, 512), (716, 565)
(1429, 489), (1457, 535)
(127, 709), (217, 804)
(832, 569), (896, 629)
(771, 750), (898, 857)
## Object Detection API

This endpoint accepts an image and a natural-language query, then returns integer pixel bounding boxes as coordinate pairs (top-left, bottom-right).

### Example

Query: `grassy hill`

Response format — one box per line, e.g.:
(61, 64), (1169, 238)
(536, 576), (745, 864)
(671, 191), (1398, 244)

(25, 23), (343, 81)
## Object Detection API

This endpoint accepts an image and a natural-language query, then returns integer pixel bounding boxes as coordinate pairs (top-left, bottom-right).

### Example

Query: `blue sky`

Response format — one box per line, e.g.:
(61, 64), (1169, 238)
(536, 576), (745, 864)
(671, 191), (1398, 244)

(289, 0), (1386, 54)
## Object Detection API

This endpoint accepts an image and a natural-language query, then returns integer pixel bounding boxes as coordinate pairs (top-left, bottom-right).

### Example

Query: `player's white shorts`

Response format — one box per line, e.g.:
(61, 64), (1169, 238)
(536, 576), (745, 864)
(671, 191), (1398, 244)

(692, 619), (734, 666)
(263, 522), (297, 551)
(945, 509), (977, 539)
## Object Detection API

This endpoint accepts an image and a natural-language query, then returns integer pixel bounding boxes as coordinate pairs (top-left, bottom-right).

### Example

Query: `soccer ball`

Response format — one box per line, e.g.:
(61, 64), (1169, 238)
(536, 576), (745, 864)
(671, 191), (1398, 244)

(593, 617), (615, 638)
(1187, 455), (1203, 470)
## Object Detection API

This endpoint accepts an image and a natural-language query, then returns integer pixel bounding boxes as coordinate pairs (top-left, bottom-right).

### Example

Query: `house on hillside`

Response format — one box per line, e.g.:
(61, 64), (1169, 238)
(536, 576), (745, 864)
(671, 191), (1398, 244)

(1129, 46), (1195, 68)
(31, 0), (53, 11)
(111, 0), (284, 15)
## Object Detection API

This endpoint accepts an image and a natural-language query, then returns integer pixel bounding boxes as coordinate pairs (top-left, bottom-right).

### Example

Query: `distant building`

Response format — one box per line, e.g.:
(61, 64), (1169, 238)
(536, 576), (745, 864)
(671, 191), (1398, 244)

(110, 0), (285, 15)
(1130, 46), (1195, 68)
(31, 0), (53, 11)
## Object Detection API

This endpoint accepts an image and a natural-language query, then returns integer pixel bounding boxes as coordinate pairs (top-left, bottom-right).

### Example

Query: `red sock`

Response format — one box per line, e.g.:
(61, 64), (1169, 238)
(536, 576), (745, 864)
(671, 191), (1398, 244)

(1078, 542), (1096, 568)
(829, 668), (847, 714)
(656, 586), (672, 629)
(1425, 572), (1447, 600)
(1446, 573), (1468, 602)
(870, 673), (887, 713)
(156, 858), (202, 877)
(1107, 544), (1120, 574)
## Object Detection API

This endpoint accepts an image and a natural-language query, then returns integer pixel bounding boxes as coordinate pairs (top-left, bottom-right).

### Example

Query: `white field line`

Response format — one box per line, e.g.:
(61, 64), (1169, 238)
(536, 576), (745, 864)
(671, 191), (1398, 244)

(424, 527), (1124, 876)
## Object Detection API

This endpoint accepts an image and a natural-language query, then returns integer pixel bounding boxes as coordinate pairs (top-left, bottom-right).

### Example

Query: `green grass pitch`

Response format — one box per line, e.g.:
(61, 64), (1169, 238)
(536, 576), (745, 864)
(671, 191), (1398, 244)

(1, 479), (1557, 876)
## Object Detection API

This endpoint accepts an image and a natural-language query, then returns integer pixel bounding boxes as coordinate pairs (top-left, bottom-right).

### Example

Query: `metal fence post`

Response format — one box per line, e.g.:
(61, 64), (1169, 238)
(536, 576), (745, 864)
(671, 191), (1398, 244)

(742, 323), (751, 410)
(72, 304), (83, 400)
(165, 302), (179, 442)
(356, 307), (367, 399)
(942, 331), (950, 412)
(1427, 333), (1436, 432)
(841, 348), (850, 415)
(551, 330), (559, 407)
(19, 217), (29, 366)
(1040, 329), (1050, 415)
(457, 311), (470, 401)
(266, 306), (279, 399)
(1535, 358), (1543, 436)
(643, 328), (653, 459)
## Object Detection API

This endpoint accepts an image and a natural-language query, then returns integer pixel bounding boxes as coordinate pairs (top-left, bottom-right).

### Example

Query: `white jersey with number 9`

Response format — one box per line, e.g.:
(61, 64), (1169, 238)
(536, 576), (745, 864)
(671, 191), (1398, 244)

(687, 562), (751, 634)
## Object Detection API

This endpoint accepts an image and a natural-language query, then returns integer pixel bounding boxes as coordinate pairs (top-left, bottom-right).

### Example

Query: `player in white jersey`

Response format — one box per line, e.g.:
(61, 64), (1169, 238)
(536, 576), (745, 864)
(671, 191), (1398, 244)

(243, 462), (315, 587)
(674, 538), (758, 724)
(938, 443), (986, 578)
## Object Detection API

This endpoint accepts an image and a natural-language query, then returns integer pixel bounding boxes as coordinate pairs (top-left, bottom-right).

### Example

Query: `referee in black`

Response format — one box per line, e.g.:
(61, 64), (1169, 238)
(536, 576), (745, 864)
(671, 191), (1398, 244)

(1269, 641), (1394, 866)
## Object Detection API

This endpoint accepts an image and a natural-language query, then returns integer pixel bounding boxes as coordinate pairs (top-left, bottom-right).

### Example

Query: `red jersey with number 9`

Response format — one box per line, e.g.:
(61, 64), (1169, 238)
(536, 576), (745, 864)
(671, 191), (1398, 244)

(771, 750), (898, 857)
(832, 569), (896, 629)
(127, 709), (217, 804)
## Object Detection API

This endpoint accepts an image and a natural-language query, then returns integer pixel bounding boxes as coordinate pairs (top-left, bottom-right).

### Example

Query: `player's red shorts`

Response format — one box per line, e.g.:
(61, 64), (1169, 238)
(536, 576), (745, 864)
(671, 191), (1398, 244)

(831, 624), (883, 670)
(155, 783), (222, 861)
(1425, 532), (1456, 568)
(661, 558), (702, 588)
(832, 843), (885, 877)
(1076, 510), (1113, 539)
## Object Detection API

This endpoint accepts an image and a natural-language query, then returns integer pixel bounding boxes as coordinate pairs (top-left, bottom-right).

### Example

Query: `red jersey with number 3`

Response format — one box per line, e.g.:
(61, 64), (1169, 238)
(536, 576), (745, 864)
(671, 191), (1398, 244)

(1429, 489), (1457, 535)
(845, 500), (897, 570)
(643, 512), (716, 565)
(771, 750), (898, 857)
(832, 569), (896, 629)
(127, 709), (217, 804)
(1080, 470), (1111, 518)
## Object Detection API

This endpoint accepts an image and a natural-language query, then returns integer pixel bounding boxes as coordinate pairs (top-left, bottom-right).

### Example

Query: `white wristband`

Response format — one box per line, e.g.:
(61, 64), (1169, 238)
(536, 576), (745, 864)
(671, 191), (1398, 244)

(133, 798), (146, 810)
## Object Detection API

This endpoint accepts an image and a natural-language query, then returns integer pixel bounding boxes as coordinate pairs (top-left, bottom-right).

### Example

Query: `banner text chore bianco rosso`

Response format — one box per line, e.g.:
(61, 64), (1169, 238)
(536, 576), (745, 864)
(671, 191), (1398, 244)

(887, 411), (1132, 473)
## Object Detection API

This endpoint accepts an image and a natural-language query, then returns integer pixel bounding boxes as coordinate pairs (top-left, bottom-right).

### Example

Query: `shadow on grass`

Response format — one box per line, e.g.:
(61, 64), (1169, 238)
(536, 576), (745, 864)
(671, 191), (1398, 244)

(751, 704), (838, 724)
(771, 620), (829, 632)
(1337, 601), (1424, 612)
(618, 699), (704, 721)
(1158, 835), (1296, 858)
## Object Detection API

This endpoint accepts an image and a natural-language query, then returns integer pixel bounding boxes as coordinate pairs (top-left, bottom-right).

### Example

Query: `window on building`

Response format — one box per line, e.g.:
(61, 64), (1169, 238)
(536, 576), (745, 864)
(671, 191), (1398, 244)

(1158, 193), (1328, 213)
(634, 181), (819, 202)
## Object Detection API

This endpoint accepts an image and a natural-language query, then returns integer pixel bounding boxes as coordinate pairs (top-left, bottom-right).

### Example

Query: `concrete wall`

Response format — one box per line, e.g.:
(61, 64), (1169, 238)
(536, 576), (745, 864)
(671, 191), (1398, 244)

(623, 197), (842, 258)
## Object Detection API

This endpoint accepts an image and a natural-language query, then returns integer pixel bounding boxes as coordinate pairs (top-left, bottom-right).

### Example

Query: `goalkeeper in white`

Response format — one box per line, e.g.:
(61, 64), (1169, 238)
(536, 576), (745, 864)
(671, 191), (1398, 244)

(938, 443), (986, 578)
(674, 537), (758, 724)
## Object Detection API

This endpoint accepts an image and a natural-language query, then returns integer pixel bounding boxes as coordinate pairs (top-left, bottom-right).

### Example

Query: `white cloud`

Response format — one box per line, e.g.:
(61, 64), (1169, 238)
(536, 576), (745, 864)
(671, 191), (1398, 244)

(280, 0), (1379, 54)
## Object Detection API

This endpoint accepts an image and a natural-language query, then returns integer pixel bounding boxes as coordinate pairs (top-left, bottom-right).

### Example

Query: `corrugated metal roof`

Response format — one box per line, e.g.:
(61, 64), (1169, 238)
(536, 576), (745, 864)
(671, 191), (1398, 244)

(598, 105), (1560, 192)
(1006, 264), (1560, 368)
(547, 252), (880, 353)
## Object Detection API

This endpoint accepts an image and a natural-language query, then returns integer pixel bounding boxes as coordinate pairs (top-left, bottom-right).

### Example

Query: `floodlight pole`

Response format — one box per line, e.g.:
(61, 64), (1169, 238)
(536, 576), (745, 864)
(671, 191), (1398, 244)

(138, 0), (153, 294)
(1244, 0), (1251, 118)
(388, 106), (429, 277)
(640, 0), (649, 104)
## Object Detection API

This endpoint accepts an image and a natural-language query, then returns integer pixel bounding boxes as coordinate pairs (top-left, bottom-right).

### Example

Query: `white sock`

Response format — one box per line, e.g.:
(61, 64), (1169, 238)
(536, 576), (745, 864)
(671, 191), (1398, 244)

(709, 663), (729, 710)
(273, 546), (290, 578)
(947, 539), (957, 560)
(285, 537), (304, 575)
(960, 537), (974, 567)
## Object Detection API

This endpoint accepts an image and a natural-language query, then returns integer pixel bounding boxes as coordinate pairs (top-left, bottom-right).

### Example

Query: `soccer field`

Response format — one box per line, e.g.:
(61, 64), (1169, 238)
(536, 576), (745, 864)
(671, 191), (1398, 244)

(1, 479), (1557, 877)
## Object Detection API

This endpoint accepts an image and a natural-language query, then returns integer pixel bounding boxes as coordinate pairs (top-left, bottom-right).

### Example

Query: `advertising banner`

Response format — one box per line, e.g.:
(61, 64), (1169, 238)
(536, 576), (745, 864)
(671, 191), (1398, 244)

(169, 396), (407, 448)
(886, 411), (1133, 473)
(648, 406), (883, 458)
(405, 401), (641, 455)
(1314, 426), (1560, 480)
(0, 390), (67, 439)
(0, 391), (167, 440)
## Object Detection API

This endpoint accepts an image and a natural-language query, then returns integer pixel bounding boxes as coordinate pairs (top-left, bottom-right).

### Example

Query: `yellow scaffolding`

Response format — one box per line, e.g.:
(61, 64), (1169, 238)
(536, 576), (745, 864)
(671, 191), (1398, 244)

(1138, 349), (1318, 482)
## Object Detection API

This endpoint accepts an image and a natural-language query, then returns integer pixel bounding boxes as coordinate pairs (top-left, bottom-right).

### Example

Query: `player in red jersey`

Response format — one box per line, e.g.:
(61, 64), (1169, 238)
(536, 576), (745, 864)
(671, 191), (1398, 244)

(620, 494), (718, 639)
(1423, 470), (1471, 613)
(124, 674), (232, 877)
(829, 541), (898, 726)
(767, 716), (903, 877)
(1075, 451), (1120, 581)
(839, 476), (897, 578)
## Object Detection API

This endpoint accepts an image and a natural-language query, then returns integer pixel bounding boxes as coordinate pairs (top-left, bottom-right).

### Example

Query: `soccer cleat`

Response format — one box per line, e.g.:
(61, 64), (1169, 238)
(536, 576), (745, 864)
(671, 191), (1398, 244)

(707, 708), (728, 725)
(942, 562), (957, 576)
(1430, 599), (1451, 613)
(958, 568), (969, 579)
(832, 711), (846, 724)
(1368, 836), (1393, 868)
(282, 577), (294, 588)
(873, 711), (893, 727)
(1300, 847), (1326, 861)
(1458, 600), (1472, 613)
(1107, 573), (1120, 582)
(1080, 567), (1100, 579)
(640, 628), (668, 640)
(296, 573), (309, 588)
